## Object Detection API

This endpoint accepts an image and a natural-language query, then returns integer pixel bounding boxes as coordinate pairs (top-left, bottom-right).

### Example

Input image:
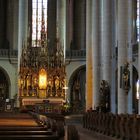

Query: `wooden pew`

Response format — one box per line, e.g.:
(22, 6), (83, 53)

(67, 125), (79, 140)
(0, 126), (46, 131)
(0, 130), (53, 135)
(0, 135), (59, 140)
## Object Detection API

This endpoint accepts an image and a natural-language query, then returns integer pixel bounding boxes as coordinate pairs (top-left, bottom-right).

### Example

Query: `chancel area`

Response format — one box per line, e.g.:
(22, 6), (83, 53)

(0, 0), (140, 140)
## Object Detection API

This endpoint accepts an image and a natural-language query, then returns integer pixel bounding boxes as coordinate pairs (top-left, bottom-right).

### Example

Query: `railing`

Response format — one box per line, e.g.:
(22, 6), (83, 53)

(0, 49), (18, 58)
(0, 48), (138, 60)
(0, 49), (86, 59)
(66, 50), (86, 59)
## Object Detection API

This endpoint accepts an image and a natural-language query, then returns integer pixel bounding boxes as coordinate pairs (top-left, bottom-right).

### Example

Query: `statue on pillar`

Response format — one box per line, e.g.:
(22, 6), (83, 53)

(72, 80), (81, 113)
(99, 80), (110, 112)
(122, 62), (130, 92)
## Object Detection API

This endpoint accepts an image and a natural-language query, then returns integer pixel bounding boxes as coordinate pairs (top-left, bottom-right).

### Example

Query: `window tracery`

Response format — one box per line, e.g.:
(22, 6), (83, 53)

(32, 0), (48, 47)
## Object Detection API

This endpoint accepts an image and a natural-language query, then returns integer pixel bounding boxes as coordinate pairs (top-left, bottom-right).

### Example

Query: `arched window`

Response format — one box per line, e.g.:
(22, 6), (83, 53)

(32, 0), (48, 47)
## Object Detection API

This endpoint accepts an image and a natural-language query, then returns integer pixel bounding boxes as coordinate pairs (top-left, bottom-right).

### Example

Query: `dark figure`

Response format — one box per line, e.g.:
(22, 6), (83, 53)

(99, 80), (110, 112)
(122, 62), (130, 91)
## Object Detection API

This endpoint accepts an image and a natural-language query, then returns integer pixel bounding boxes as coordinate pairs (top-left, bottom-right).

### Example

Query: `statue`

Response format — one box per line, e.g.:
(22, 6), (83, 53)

(122, 62), (130, 91)
(99, 80), (110, 112)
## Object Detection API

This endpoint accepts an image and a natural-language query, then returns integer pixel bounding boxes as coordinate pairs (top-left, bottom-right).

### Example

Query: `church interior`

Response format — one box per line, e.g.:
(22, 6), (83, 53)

(0, 0), (140, 140)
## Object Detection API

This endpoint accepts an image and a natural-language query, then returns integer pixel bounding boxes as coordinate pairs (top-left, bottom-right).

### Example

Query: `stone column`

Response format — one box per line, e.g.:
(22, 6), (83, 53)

(138, 0), (140, 115)
(118, 0), (129, 114)
(111, 0), (117, 113)
(66, 0), (73, 50)
(7, 0), (15, 50)
(73, 0), (86, 50)
(139, 53), (140, 114)
(7, 0), (28, 50)
(17, 0), (28, 107)
(86, 0), (92, 110)
(17, 0), (28, 69)
(127, 0), (133, 114)
(57, 0), (66, 57)
(138, 42), (140, 115)
(92, 0), (101, 110)
(47, 0), (57, 51)
(0, 0), (6, 48)
(101, 0), (112, 84)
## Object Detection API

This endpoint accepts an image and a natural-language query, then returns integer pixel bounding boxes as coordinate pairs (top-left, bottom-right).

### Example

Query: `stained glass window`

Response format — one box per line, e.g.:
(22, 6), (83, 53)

(32, 0), (48, 47)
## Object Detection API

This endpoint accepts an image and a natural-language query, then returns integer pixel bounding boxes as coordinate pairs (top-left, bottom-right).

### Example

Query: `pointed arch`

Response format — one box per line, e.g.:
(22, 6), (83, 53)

(68, 65), (86, 113)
